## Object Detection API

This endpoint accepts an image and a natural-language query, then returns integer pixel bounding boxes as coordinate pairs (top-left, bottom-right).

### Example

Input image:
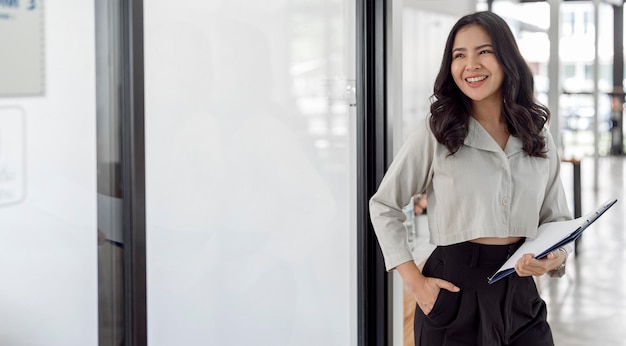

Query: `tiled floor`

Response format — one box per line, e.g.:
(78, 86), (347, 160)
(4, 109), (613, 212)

(404, 156), (626, 346)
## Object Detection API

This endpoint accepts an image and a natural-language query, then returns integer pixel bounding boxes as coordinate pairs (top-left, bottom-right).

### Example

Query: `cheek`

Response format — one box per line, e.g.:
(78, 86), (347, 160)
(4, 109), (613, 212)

(493, 69), (504, 87)
(450, 63), (458, 76)
(451, 66), (463, 85)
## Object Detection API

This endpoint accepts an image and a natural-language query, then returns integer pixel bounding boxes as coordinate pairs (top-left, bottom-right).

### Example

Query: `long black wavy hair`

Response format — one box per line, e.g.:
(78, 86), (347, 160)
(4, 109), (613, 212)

(430, 11), (549, 157)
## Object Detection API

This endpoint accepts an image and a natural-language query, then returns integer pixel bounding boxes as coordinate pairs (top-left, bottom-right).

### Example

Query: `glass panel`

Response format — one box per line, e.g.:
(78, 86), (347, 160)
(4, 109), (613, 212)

(0, 1), (98, 345)
(144, 0), (356, 345)
(559, 2), (614, 157)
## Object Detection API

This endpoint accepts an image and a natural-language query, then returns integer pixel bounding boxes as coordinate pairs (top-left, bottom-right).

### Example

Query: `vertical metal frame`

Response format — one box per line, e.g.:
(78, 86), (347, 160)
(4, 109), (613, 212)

(613, 4), (624, 88)
(119, 0), (147, 344)
(356, 0), (392, 345)
(611, 3), (624, 156)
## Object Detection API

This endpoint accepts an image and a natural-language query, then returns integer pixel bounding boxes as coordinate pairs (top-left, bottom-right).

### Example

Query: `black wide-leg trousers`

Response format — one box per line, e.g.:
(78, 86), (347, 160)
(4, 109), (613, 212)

(414, 240), (554, 346)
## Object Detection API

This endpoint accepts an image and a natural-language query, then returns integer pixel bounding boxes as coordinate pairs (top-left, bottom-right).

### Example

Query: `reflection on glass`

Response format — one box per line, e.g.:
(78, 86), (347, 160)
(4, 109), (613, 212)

(402, 8), (457, 140)
(97, 163), (124, 346)
(95, 1), (125, 344)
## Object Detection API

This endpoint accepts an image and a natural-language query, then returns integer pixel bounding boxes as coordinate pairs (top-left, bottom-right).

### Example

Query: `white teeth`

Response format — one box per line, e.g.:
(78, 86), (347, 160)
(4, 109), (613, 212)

(466, 76), (487, 83)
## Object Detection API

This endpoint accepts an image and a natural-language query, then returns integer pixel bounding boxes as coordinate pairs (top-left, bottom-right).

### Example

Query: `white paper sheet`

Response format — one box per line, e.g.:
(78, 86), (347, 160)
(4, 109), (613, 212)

(488, 198), (618, 284)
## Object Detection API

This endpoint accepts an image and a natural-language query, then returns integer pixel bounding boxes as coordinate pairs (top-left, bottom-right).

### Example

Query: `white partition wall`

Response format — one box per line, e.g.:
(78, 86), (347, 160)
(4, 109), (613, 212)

(0, 2), (98, 345)
(144, 1), (357, 345)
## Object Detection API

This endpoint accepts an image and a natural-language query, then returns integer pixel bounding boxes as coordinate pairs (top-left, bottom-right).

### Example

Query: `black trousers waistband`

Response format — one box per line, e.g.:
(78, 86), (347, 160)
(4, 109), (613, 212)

(436, 238), (525, 267)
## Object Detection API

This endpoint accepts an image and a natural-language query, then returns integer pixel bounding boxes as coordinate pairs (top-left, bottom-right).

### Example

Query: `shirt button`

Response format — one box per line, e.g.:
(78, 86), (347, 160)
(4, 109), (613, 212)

(502, 197), (511, 206)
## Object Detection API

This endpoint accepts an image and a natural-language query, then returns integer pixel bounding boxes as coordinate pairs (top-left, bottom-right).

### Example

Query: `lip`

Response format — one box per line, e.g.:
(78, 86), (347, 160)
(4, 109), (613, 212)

(463, 75), (489, 88)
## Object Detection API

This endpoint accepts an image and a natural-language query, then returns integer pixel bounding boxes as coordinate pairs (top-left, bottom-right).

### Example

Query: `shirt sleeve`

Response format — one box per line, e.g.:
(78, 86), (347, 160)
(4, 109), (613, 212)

(369, 119), (435, 271)
(539, 129), (575, 254)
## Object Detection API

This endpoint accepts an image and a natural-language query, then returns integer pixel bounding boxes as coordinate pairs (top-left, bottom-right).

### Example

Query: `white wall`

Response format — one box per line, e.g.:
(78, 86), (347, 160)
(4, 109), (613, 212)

(144, 1), (356, 345)
(0, 2), (98, 346)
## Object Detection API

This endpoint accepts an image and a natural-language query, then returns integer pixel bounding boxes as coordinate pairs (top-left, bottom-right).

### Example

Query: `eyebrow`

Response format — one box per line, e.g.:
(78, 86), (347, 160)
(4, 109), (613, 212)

(452, 44), (493, 53)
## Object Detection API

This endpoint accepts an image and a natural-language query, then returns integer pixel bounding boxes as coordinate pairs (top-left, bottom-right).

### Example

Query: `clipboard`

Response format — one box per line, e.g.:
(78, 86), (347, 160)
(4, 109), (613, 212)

(487, 198), (618, 284)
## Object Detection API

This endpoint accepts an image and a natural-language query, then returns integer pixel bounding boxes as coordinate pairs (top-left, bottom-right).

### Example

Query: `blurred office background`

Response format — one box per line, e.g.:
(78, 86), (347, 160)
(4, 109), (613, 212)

(0, 0), (623, 345)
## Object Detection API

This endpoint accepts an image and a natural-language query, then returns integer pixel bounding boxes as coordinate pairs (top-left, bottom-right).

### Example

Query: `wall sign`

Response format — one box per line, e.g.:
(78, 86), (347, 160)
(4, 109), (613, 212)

(0, 0), (44, 96)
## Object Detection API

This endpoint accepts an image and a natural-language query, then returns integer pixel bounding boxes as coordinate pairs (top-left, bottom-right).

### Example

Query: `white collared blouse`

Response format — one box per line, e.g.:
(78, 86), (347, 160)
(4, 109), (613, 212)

(369, 117), (573, 271)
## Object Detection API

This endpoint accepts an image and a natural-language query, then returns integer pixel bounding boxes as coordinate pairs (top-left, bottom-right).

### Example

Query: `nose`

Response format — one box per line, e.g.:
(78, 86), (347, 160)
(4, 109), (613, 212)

(466, 56), (481, 70)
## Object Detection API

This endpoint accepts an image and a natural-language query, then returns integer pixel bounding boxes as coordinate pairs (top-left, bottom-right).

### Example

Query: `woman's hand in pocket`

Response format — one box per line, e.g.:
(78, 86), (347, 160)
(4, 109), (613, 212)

(396, 261), (460, 315)
(412, 277), (460, 315)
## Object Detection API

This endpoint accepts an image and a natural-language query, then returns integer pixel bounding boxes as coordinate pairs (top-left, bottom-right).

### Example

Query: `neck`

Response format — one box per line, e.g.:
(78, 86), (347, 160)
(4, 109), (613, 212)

(471, 99), (503, 124)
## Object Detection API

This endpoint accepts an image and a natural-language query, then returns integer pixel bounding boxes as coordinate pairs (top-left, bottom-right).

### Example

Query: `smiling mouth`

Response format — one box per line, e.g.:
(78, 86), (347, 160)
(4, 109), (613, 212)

(466, 76), (487, 83)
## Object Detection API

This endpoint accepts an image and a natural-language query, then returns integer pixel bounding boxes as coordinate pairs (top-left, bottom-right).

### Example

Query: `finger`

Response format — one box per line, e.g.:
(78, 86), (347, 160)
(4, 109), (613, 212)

(435, 278), (460, 292)
(516, 266), (537, 277)
(518, 253), (538, 268)
(520, 258), (552, 276)
(514, 263), (527, 276)
(515, 261), (537, 277)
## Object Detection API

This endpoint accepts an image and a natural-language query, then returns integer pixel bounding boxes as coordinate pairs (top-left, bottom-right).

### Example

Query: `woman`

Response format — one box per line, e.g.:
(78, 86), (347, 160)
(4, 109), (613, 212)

(369, 11), (572, 345)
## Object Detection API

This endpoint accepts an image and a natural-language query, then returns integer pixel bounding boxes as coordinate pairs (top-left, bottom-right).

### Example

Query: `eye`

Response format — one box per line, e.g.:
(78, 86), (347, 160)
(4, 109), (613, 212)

(479, 49), (493, 55)
(453, 53), (464, 59)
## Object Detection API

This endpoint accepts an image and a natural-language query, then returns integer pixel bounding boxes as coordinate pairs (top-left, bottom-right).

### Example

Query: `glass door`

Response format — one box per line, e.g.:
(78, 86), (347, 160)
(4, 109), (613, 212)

(143, 1), (358, 345)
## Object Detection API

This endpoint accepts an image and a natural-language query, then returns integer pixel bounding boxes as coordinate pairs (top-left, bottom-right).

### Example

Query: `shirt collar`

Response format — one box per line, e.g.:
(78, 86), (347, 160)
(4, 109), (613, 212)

(464, 117), (524, 156)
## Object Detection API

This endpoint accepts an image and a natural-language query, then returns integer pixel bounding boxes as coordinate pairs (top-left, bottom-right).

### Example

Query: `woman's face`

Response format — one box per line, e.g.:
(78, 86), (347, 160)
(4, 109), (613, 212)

(450, 25), (504, 106)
